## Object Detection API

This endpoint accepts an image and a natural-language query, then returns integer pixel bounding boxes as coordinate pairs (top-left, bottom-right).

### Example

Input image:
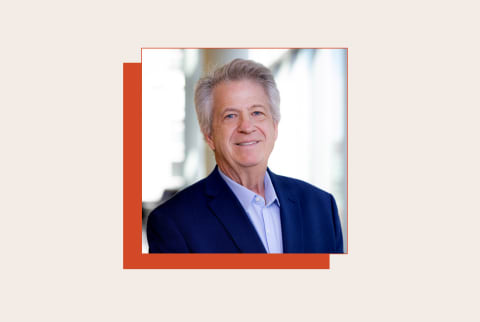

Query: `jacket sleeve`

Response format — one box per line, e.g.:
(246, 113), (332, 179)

(147, 211), (190, 253)
(329, 194), (344, 253)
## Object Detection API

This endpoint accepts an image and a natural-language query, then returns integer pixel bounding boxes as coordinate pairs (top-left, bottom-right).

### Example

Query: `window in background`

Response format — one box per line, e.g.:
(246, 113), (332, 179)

(142, 49), (186, 204)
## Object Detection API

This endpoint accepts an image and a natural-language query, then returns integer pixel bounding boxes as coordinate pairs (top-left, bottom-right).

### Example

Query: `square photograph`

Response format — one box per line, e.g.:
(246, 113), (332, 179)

(140, 48), (347, 255)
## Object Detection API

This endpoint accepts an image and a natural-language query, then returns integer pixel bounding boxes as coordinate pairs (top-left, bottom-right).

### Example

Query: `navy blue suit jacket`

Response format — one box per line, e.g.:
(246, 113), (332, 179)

(147, 167), (343, 253)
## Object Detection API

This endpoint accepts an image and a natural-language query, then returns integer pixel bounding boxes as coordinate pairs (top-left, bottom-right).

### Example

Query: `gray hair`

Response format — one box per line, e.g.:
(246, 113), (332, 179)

(194, 58), (281, 136)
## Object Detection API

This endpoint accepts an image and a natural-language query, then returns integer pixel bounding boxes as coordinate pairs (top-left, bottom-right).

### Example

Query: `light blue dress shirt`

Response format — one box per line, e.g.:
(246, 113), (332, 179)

(218, 169), (283, 253)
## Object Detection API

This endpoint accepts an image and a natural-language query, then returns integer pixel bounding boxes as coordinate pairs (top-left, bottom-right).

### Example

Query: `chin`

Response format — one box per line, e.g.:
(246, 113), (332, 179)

(235, 157), (264, 168)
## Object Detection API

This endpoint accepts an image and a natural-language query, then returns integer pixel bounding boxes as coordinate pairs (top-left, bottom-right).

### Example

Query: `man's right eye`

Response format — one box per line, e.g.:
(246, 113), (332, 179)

(224, 114), (236, 119)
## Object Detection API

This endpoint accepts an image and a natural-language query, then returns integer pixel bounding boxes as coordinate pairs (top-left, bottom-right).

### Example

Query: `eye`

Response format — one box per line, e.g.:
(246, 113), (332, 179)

(224, 113), (236, 120)
(252, 111), (265, 120)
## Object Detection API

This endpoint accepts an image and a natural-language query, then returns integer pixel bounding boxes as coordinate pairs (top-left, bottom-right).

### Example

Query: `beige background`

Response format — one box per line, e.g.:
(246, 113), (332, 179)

(1, 1), (479, 321)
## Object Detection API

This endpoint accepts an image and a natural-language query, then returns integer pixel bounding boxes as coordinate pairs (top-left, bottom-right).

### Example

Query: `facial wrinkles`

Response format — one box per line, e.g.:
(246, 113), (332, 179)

(207, 80), (277, 179)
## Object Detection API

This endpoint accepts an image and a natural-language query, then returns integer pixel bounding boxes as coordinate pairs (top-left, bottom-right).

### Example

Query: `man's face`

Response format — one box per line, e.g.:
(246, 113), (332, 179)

(205, 79), (278, 172)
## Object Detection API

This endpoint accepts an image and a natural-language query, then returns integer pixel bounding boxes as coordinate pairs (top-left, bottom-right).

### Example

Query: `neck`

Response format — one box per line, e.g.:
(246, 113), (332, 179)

(218, 164), (267, 199)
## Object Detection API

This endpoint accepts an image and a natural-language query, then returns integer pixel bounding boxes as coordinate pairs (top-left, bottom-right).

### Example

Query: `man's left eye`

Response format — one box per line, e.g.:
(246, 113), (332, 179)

(253, 111), (264, 116)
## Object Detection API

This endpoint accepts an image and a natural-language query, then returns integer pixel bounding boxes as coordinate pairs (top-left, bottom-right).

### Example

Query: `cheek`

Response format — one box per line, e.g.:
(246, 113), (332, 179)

(217, 129), (233, 150)
(263, 124), (277, 141)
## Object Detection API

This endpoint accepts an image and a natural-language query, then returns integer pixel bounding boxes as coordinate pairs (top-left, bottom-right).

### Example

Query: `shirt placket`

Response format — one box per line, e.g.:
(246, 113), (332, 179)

(254, 195), (269, 253)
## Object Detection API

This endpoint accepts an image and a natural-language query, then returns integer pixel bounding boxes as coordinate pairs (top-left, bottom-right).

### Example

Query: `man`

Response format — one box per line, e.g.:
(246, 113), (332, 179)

(147, 58), (343, 253)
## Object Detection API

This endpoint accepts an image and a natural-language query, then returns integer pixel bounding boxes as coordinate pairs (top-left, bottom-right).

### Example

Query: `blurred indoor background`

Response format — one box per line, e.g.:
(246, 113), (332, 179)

(141, 48), (347, 253)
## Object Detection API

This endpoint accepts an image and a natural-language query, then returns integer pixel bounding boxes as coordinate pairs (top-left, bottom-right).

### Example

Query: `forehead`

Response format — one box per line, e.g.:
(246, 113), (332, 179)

(211, 79), (269, 112)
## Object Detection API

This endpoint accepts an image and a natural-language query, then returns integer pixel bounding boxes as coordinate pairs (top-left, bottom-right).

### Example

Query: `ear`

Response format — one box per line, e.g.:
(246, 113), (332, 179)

(204, 132), (216, 151)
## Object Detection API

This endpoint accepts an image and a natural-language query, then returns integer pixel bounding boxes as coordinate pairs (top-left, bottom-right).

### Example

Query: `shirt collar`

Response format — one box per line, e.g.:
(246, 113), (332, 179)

(264, 170), (280, 207)
(218, 168), (280, 209)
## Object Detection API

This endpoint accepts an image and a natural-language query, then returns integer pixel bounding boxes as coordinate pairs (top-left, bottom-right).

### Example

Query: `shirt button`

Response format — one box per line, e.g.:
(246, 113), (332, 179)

(255, 196), (260, 202)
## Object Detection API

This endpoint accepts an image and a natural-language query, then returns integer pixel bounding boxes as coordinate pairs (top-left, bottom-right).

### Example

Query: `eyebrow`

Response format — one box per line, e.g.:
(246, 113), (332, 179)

(220, 108), (240, 115)
(221, 105), (267, 114)
(249, 104), (267, 110)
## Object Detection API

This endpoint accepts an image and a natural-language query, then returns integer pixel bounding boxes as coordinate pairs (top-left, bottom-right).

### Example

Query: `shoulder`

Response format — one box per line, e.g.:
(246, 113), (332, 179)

(270, 171), (343, 253)
(269, 171), (337, 215)
(270, 171), (333, 202)
(148, 177), (208, 224)
(147, 179), (212, 253)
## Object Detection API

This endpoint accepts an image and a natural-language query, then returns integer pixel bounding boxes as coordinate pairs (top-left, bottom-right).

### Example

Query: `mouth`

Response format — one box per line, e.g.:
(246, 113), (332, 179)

(235, 140), (260, 146)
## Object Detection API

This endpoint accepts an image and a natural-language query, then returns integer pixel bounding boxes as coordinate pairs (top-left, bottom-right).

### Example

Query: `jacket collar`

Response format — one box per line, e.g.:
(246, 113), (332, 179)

(204, 166), (304, 253)
(267, 169), (304, 253)
(205, 166), (266, 253)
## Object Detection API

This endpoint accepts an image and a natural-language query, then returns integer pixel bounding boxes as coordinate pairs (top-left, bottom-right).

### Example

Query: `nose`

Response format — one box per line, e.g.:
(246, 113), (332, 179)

(238, 113), (255, 134)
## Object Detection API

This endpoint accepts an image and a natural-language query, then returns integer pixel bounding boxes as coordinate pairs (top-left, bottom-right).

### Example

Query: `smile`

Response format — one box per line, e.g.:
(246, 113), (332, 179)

(235, 140), (259, 146)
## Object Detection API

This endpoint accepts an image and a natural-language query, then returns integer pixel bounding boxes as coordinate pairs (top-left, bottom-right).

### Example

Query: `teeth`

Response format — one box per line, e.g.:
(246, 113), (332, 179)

(237, 141), (257, 146)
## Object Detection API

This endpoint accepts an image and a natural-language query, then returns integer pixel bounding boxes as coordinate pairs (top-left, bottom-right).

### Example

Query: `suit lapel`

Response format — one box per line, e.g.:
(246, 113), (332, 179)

(268, 169), (304, 253)
(205, 167), (267, 253)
